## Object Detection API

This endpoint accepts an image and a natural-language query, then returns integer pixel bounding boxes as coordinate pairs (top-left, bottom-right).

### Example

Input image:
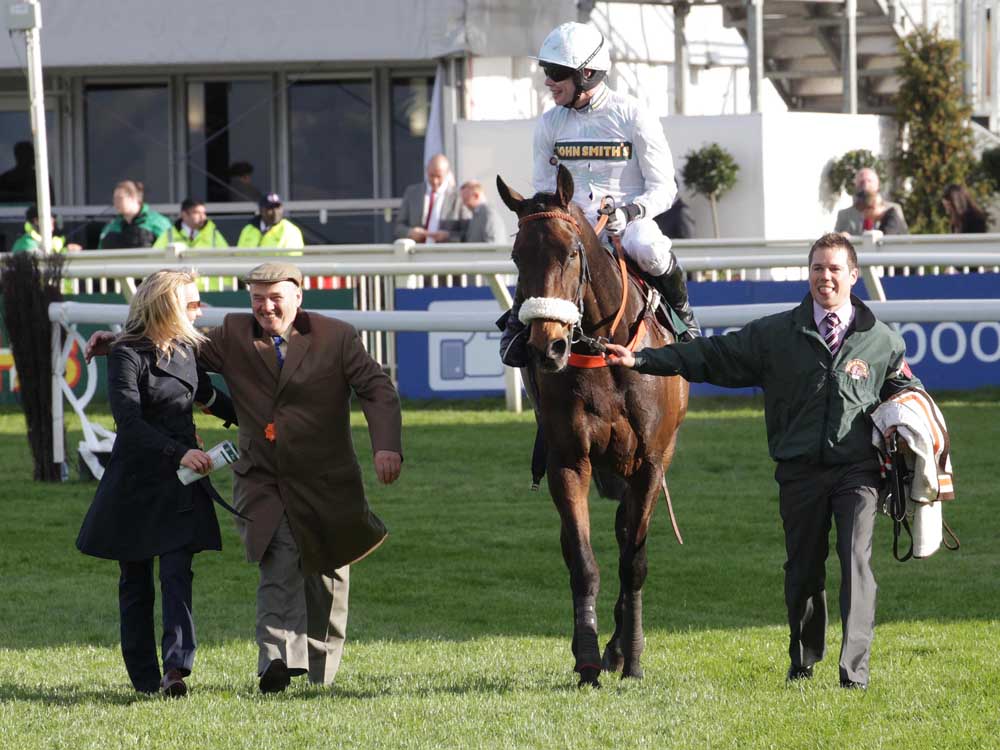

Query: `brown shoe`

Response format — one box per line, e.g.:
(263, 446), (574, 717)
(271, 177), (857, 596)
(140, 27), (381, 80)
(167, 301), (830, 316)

(160, 669), (188, 698)
(259, 659), (291, 694)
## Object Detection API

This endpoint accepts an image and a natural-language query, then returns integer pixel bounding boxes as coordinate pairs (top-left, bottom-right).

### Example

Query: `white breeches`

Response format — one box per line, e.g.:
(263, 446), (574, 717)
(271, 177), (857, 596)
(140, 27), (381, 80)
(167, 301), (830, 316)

(613, 217), (675, 277)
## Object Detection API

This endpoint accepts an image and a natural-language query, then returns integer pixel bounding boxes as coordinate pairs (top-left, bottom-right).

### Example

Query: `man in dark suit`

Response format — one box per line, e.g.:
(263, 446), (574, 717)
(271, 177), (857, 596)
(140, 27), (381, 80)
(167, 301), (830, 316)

(460, 180), (507, 243)
(393, 153), (467, 243)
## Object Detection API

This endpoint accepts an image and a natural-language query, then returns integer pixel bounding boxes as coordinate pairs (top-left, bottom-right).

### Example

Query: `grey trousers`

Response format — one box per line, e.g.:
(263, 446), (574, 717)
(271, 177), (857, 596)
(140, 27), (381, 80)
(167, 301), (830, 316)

(776, 460), (879, 685)
(256, 514), (350, 685)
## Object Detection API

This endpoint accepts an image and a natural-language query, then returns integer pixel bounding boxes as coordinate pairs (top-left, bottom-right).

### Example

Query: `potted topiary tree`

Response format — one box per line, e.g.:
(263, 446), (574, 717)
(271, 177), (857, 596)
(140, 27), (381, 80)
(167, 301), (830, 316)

(682, 143), (739, 238)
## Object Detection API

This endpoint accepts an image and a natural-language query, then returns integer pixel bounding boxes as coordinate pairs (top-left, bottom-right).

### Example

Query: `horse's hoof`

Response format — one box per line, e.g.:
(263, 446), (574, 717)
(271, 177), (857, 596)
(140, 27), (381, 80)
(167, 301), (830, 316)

(601, 644), (624, 673)
(622, 662), (644, 680)
(577, 666), (602, 689)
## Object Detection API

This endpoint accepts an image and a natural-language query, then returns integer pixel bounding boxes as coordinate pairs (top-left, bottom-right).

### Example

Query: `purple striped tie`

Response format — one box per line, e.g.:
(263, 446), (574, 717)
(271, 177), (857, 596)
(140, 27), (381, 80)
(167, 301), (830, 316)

(823, 312), (841, 355)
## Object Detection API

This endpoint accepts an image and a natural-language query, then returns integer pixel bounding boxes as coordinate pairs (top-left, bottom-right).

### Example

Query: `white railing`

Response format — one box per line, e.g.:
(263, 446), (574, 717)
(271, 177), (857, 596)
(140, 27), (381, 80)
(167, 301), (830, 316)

(43, 232), (1000, 298)
(48, 295), (1000, 471)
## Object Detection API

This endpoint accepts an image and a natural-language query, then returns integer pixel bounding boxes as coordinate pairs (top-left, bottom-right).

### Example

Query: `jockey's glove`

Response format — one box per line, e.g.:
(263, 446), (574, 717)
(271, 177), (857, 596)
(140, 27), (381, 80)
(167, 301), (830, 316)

(605, 203), (645, 236)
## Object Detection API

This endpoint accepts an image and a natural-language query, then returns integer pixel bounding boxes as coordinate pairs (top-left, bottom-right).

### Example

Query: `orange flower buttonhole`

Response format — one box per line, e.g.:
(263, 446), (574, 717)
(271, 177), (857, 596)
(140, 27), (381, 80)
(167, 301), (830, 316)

(264, 423), (276, 442)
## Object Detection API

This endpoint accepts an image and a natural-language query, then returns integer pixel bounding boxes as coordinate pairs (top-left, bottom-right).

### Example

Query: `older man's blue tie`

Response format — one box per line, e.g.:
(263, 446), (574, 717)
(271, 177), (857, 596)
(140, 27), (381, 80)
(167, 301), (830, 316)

(272, 335), (285, 370)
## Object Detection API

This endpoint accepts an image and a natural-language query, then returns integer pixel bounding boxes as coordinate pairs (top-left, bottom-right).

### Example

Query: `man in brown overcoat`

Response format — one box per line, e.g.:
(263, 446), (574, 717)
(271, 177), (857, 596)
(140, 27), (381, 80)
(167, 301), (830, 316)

(195, 261), (403, 693)
(87, 261), (403, 693)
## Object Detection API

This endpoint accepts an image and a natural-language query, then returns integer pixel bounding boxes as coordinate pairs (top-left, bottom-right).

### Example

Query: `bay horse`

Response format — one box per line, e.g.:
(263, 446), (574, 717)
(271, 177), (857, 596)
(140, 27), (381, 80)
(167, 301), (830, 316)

(497, 164), (689, 688)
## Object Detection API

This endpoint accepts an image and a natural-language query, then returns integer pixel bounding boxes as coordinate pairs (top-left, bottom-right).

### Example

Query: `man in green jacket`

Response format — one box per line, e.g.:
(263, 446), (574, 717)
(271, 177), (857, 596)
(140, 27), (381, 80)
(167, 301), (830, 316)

(606, 232), (920, 690)
(237, 192), (304, 251)
(153, 198), (229, 250)
(11, 204), (82, 254)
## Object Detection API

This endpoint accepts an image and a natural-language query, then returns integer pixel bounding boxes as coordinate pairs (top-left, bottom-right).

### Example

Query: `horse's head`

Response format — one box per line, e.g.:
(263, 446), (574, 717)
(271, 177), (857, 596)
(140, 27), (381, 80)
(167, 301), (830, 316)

(497, 164), (589, 373)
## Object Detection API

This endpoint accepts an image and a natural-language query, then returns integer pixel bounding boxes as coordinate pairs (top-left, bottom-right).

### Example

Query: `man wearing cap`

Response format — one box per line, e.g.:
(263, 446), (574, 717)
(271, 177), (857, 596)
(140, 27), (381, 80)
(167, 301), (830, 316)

(498, 21), (700, 367)
(237, 193), (305, 251)
(393, 154), (467, 244)
(86, 260), (403, 694)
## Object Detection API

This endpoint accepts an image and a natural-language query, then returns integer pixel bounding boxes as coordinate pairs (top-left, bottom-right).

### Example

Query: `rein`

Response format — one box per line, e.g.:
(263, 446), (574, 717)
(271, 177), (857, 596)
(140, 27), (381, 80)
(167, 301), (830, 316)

(517, 209), (644, 369)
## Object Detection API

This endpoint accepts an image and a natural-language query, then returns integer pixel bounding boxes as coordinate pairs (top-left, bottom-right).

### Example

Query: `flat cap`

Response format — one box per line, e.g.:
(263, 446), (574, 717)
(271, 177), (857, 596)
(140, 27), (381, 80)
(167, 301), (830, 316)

(242, 261), (303, 286)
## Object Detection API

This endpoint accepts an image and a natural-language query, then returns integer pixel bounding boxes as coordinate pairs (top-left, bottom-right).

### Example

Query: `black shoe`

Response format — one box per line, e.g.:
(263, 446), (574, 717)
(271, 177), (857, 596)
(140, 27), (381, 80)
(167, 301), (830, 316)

(649, 265), (701, 340)
(497, 307), (530, 367)
(786, 665), (813, 682)
(259, 658), (291, 694)
(840, 678), (867, 690)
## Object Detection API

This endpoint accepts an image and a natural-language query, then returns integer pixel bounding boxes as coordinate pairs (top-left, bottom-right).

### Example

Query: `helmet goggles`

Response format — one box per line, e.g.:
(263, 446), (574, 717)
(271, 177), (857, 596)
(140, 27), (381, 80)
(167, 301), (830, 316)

(541, 63), (576, 82)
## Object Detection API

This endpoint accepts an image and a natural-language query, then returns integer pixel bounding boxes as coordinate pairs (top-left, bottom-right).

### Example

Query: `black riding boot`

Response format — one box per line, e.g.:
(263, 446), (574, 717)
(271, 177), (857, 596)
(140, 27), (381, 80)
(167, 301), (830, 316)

(496, 297), (530, 367)
(650, 264), (701, 342)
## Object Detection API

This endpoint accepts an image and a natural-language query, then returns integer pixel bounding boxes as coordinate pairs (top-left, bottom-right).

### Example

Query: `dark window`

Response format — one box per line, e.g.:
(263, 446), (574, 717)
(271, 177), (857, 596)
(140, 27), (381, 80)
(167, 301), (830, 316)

(390, 75), (433, 196)
(187, 80), (273, 203)
(288, 79), (373, 199)
(84, 84), (170, 204)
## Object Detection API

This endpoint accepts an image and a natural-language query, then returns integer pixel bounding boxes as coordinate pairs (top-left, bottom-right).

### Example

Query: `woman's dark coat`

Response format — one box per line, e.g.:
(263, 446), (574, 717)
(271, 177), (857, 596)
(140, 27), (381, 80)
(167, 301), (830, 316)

(77, 339), (235, 561)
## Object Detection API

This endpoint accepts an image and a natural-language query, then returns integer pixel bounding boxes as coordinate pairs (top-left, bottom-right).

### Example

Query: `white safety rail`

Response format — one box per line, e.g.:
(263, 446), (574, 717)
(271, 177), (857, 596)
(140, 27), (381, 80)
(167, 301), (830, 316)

(42, 231), (1000, 295)
(48, 297), (1000, 470)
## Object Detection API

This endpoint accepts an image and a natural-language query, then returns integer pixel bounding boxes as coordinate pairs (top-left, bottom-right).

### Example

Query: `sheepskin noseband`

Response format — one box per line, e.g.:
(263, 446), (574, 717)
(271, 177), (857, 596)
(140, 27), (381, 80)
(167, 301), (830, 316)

(518, 297), (580, 326)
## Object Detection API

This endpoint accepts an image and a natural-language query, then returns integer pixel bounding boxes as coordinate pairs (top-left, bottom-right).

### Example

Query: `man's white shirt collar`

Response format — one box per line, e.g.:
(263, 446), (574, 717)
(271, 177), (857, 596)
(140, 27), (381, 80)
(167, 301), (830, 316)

(813, 298), (855, 329)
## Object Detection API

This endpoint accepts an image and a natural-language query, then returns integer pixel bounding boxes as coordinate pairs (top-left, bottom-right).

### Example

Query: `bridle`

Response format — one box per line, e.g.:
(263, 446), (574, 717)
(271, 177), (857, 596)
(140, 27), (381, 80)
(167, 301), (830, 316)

(516, 208), (637, 361)
(517, 210), (592, 324)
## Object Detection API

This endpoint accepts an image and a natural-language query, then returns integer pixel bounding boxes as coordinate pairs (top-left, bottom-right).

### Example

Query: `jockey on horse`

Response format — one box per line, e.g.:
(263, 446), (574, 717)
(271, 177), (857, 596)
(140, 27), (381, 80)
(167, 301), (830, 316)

(499, 21), (700, 367)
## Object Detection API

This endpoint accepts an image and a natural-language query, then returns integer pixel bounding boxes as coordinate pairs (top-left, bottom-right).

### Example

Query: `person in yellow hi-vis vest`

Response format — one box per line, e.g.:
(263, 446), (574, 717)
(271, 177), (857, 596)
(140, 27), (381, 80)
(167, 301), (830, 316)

(11, 205), (82, 294)
(153, 198), (229, 251)
(236, 193), (304, 253)
(154, 199), (230, 291)
(11, 204), (82, 254)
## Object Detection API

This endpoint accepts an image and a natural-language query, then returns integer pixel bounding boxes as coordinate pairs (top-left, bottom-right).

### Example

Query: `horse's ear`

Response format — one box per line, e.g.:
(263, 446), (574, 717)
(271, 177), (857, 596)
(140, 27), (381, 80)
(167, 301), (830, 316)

(496, 175), (524, 213)
(555, 164), (574, 207)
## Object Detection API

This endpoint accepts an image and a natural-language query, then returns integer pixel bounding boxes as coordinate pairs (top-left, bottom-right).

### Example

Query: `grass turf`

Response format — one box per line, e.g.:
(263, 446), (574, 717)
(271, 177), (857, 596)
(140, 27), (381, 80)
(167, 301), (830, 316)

(0, 394), (997, 749)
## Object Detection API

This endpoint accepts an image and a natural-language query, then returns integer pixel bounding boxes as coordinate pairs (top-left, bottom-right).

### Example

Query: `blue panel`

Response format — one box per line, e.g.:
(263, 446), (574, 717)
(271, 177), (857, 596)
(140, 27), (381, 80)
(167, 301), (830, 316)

(395, 274), (1000, 400)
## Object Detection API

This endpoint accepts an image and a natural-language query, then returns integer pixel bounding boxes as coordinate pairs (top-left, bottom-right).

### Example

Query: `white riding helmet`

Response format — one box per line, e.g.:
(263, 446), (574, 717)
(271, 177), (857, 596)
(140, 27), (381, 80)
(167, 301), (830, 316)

(537, 22), (611, 73)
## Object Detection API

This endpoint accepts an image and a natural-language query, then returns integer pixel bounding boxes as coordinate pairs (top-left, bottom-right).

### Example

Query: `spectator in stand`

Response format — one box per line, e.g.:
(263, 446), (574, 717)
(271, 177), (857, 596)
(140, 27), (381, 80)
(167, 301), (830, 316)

(99, 180), (172, 250)
(834, 168), (907, 236)
(0, 141), (44, 203)
(393, 154), (466, 244)
(237, 193), (304, 251)
(459, 180), (506, 243)
(942, 183), (987, 233)
(10, 204), (82, 254)
(154, 198), (229, 250)
(227, 161), (263, 204)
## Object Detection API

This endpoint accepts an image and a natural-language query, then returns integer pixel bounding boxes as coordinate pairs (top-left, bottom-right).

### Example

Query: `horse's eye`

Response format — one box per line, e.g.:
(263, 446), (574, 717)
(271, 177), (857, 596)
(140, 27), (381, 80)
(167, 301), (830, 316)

(510, 250), (519, 265)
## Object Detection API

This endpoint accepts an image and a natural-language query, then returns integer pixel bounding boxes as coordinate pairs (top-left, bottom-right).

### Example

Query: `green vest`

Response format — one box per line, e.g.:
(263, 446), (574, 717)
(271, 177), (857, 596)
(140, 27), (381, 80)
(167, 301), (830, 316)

(10, 222), (67, 253)
(153, 220), (229, 250)
(237, 218), (304, 251)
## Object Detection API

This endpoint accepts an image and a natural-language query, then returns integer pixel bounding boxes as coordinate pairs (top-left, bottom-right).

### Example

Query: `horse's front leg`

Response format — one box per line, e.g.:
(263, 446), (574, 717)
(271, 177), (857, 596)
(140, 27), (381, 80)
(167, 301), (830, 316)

(602, 502), (627, 674)
(550, 462), (601, 688)
(617, 461), (663, 680)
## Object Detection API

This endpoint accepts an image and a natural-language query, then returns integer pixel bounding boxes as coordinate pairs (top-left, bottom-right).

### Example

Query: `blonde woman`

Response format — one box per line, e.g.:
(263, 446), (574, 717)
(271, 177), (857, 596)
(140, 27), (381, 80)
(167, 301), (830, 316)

(76, 270), (236, 697)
